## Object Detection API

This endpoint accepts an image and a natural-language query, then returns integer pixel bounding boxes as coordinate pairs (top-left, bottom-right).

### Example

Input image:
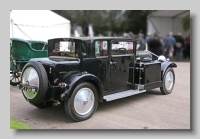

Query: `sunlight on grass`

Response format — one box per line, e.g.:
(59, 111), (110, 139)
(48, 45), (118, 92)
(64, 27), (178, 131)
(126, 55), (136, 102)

(10, 117), (32, 129)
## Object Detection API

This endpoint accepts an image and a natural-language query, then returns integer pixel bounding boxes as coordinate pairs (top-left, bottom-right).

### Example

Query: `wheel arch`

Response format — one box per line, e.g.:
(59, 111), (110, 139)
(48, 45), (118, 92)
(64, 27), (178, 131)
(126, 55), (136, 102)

(64, 73), (104, 102)
(161, 61), (177, 80)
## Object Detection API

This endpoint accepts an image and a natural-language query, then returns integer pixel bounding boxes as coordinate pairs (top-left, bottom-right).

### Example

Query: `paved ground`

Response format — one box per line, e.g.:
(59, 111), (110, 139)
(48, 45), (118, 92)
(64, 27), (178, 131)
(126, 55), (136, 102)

(10, 62), (190, 129)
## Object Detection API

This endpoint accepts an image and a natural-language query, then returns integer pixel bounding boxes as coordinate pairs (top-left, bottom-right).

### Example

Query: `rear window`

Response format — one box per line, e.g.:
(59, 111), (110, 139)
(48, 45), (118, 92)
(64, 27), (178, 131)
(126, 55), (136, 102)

(49, 41), (76, 57)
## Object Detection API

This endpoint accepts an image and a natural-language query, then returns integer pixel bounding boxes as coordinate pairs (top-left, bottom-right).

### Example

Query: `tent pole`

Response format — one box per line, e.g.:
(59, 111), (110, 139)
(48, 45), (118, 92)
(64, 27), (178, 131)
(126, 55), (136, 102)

(148, 17), (159, 34)
(11, 19), (14, 38)
(15, 24), (32, 40)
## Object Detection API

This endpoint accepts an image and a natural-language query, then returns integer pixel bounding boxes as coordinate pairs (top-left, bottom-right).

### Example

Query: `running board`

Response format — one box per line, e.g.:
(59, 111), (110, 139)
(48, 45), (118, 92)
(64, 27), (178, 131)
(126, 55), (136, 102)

(103, 89), (146, 102)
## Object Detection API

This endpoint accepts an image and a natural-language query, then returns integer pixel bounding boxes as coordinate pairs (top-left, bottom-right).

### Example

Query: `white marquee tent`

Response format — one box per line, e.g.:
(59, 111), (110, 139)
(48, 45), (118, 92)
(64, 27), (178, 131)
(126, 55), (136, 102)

(10, 10), (71, 42)
(147, 10), (190, 38)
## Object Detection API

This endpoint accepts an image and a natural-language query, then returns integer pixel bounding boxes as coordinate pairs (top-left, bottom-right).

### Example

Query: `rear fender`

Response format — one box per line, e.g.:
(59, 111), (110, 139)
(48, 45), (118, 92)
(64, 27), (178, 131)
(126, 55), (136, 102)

(64, 73), (104, 102)
(161, 61), (177, 80)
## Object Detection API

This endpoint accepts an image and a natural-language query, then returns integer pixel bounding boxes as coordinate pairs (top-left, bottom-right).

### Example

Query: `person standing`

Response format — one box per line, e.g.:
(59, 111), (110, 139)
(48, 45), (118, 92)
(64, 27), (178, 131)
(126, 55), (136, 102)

(84, 20), (90, 36)
(165, 45), (174, 61)
(184, 34), (190, 59)
(164, 31), (176, 60)
(164, 32), (176, 48)
(145, 32), (151, 43)
(148, 33), (163, 60)
(174, 33), (185, 61)
(137, 33), (145, 51)
(71, 22), (78, 37)
(158, 34), (164, 48)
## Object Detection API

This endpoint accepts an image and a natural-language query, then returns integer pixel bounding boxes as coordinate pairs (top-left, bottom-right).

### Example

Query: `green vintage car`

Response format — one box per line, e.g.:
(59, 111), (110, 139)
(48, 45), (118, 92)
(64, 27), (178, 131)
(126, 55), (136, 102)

(10, 38), (48, 86)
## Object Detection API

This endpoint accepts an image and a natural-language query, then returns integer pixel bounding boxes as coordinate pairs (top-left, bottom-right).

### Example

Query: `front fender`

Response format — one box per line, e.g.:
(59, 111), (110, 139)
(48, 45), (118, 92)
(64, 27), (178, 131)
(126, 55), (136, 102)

(161, 61), (177, 80)
(64, 73), (104, 102)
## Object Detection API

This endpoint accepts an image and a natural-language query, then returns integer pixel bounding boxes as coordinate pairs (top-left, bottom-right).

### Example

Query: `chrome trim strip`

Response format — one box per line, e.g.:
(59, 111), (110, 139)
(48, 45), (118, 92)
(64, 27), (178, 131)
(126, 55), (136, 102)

(103, 89), (146, 102)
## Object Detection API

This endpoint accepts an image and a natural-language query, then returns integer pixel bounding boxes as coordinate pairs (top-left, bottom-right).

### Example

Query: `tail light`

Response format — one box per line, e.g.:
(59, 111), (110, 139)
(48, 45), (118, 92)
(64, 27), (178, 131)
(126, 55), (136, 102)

(58, 82), (67, 88)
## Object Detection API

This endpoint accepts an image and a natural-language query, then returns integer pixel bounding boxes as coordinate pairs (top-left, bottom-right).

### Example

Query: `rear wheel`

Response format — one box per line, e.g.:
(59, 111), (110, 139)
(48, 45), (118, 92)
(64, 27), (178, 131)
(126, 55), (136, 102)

(21, 61), (48, 104)
(160, 67), (175, 95)
(64, 82), (98, 121)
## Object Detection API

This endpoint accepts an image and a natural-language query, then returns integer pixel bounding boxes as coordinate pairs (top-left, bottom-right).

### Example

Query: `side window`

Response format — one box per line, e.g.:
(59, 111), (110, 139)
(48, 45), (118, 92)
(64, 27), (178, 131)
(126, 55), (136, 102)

(81, 42), (87, 58)
(85, 40), (94, 58)
(81, 42), (87, 53)
(95, 40), (108, 57)
(111, 41), (134, 55)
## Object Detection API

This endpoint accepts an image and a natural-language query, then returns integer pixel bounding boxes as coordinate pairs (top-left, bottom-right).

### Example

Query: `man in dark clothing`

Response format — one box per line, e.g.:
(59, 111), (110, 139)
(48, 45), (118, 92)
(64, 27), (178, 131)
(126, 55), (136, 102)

(71, 22), (77, 37)
(184, 34), (190, 58)
(175, 33), (185, 61)
(148, 33), (163, 60)
(84, 20), (90, 36)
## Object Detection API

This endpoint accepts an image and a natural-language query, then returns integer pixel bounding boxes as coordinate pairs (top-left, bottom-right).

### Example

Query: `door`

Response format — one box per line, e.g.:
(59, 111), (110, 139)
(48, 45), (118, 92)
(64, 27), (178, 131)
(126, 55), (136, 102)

(109, 41), (134, 91)
(94, 40), (109, 91)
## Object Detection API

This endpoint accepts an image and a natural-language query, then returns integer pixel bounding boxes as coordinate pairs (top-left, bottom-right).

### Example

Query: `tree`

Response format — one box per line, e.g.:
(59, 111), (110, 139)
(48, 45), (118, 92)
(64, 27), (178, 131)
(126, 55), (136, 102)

(182, 14), (190, 32)
(52, 10), (109, 35)
(52, 10), (153, 36)
(121, 10), (154, 35)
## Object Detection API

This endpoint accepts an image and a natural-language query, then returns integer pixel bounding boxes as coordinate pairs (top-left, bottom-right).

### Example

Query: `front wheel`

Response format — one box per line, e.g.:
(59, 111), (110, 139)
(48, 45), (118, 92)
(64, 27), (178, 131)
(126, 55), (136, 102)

(160, 67), (175, 95)
(64, 82), (98, 122)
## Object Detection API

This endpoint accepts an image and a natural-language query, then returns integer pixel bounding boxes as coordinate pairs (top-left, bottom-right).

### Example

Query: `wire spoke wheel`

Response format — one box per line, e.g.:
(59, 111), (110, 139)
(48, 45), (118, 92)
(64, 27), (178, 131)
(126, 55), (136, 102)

(10, 70), (21, 86)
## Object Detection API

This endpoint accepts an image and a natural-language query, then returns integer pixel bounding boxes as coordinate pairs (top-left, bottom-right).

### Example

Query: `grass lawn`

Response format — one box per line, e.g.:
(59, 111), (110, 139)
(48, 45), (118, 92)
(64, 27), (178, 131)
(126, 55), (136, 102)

(10, 117), (32, 129)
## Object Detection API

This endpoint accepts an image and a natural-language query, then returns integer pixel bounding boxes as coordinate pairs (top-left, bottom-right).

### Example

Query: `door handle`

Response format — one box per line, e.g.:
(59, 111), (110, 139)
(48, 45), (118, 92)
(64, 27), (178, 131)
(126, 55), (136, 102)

(110, 61), (117, 64)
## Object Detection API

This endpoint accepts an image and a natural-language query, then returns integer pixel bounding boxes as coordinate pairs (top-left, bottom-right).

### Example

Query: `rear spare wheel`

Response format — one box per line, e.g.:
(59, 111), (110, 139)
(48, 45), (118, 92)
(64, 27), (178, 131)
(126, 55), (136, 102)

(21, 61), (48, 104)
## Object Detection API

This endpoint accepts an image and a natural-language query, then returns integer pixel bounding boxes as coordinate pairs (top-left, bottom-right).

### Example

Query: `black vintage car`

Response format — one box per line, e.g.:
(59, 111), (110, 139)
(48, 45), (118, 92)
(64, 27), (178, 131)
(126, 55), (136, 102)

(19, 37), (177, 121)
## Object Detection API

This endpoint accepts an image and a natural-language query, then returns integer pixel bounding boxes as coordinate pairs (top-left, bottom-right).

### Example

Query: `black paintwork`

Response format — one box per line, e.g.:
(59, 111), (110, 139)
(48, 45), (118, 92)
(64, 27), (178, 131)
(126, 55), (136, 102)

(28, 37), (177, 102)
(64, 73), (104, 102)
(161, 61), (177, 80)
(134, 60), (161, 84)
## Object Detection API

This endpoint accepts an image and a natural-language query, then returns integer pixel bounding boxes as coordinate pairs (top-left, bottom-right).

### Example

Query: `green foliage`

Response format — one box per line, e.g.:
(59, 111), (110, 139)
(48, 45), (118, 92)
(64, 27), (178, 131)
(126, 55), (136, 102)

(10, 117), (32, 129)
(182, 14), (190, 32)
(52, 10), (153, 36)
(122, 10), (154, 34)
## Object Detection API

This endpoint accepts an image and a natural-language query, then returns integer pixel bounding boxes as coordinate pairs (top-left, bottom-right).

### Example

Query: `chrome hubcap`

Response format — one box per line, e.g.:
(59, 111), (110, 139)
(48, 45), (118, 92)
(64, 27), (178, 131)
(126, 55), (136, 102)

(165, 71), (174, 91)
(74, 88), (94, 115)
(22, 67), (39, 99)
